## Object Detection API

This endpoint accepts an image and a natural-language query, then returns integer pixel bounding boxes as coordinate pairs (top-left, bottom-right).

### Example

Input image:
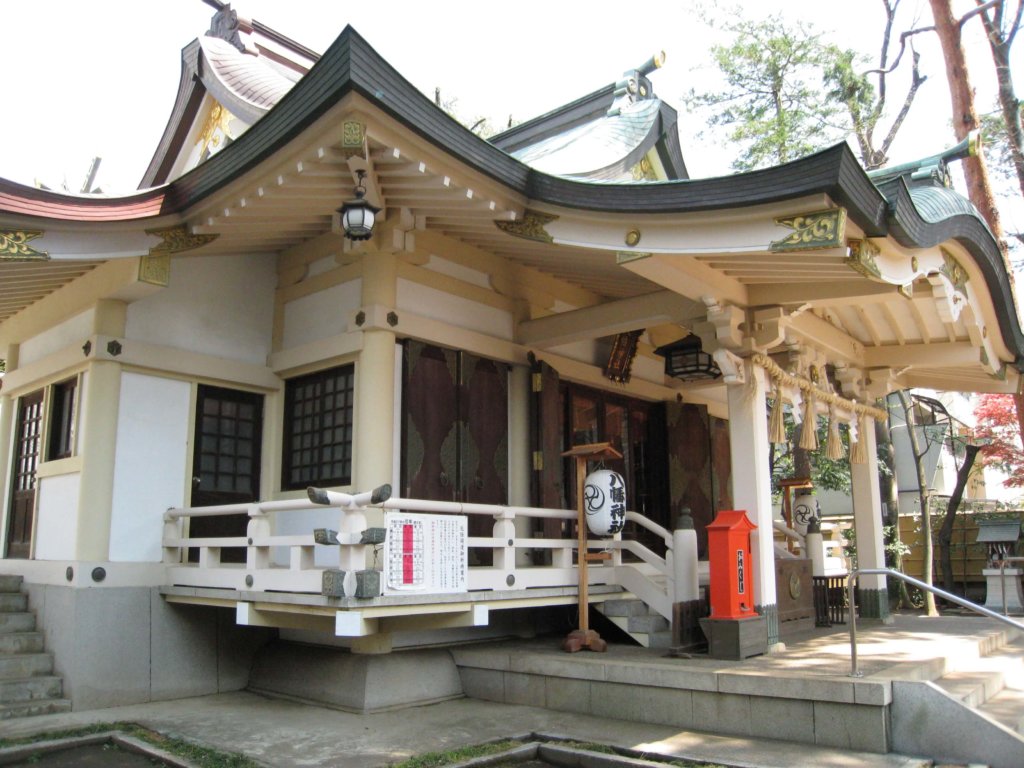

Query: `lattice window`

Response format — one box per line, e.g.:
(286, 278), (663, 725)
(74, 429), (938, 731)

(282, 364), (354, 490)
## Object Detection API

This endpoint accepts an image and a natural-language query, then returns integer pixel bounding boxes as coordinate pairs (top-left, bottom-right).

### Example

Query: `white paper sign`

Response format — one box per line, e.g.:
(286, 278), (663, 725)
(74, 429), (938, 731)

(383, 512), (467, 594)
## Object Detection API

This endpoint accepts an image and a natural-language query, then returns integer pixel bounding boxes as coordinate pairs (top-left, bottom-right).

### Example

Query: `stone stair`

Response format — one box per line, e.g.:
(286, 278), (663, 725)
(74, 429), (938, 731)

(891, 628), (1024, 766)
(0, 575), (70, 719)
(593, 596), (672, 648)
(935, 634), (1024, 736)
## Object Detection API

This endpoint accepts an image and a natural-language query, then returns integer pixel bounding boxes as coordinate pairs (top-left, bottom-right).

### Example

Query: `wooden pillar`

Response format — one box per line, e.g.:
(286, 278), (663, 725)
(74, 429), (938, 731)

(0, 344), (18, 547)
(355, 252), (397, 506)
(725, 359), (780, 647)
(75, 300), (126, 561)
(851, 416), (891, 621)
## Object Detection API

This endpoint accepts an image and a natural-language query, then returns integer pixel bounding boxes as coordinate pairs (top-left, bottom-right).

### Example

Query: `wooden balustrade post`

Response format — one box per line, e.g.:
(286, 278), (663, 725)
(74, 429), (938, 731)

(162, 515), (183, 564)
(246, 506), (271, 571)
(492, 511), (517, 581)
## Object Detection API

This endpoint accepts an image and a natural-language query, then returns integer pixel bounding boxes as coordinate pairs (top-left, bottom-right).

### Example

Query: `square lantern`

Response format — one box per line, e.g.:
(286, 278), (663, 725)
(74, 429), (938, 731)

(654, 334), (721, 381)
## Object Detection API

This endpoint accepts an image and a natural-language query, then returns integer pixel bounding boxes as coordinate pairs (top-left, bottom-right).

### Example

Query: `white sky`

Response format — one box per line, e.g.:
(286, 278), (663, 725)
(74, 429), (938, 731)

(0, 0), (1019, 221)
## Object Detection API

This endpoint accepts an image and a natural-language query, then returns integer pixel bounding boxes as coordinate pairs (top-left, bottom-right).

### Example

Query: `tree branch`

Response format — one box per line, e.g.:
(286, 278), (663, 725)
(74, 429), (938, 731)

(960, 0), (1004, 29)
(862, 25), (935, 76)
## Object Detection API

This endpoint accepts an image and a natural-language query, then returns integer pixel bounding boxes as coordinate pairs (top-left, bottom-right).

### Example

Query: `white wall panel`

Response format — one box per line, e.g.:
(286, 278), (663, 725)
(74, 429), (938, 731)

(397, 280), (513, 341)
(126, 253), (275, 366)
(19, 310), (94, 366)
(34, 473), (80, 561)
(282, 279), (362, 350)
(109, 373), (190, 562)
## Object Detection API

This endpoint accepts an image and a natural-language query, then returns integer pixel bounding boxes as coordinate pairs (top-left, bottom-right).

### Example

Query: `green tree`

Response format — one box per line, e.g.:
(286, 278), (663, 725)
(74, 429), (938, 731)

(769, 414), (852, 496)
(686, 11), (848, 171)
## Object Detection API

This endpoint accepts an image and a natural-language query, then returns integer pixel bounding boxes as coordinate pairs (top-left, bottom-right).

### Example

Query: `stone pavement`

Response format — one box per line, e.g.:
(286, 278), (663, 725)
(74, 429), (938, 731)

(0, 690), (929, 768)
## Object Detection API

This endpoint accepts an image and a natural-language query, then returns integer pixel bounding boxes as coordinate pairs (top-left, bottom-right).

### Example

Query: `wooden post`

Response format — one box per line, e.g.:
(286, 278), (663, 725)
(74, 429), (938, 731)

(560, 442), (622, 653)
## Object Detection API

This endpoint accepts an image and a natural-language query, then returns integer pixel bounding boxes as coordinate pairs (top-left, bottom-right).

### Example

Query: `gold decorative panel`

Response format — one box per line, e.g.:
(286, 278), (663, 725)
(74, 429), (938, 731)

(770, 208), (847, 251)
(0, 231), (48, 261)
(138, 253), (171, 286)
(495, 210), (558, 243)
(341, 121), (366, 158)
(940, 248), (969, 293)
(146, 225), (218, 255)
(845, 238), (881, 279)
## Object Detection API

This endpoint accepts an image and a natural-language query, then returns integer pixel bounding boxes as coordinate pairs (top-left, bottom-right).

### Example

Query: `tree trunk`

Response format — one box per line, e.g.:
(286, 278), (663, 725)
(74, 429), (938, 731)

(938, 444), (980, 598)
(928, 0), (1006, 246)
(897, 390), (938, 616)
(977, 1), (1024, 200)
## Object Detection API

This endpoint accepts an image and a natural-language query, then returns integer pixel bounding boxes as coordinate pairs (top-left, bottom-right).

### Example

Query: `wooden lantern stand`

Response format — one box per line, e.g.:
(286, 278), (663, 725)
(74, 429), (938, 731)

(561, 442), (623, 653)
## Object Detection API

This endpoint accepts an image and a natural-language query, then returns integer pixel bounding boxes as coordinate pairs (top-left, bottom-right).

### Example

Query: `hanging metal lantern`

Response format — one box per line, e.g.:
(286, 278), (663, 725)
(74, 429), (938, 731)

(654, 334), (721, 381)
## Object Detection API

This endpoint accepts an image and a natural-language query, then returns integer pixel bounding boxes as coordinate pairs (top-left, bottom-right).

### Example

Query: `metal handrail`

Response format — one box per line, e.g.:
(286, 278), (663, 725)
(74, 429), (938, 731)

(846, 568), (1024, 677)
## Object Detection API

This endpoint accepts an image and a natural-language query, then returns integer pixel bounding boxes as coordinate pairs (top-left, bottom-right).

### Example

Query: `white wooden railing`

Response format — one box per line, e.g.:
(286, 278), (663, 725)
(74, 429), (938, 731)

(163, 487), (685, 621)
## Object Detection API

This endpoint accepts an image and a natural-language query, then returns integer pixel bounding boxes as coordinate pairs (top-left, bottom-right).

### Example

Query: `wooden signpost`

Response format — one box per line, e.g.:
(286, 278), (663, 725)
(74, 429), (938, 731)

(561, 441), (623, 653)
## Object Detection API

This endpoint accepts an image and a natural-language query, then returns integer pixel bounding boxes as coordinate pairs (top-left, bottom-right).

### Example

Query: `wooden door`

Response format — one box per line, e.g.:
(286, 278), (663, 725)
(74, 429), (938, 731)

(5, 391), (43, 559)
(666, 401), (714, 558)
(189, 385), (263, 563)
(460, 354), (508, 504)
(402, 342), (509, 565)
(402, 341), (459, 501)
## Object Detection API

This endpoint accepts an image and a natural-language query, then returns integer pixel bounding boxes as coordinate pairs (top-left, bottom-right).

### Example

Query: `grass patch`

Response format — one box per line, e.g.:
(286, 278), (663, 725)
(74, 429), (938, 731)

(389, 736), (732, 768)
(0, 722), (260, 768)
(392, 739), (522, 768)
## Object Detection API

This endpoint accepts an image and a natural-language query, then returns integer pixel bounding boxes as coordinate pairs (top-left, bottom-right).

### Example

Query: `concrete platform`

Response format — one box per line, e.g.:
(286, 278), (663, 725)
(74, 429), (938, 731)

(0, 611), (1016, 767)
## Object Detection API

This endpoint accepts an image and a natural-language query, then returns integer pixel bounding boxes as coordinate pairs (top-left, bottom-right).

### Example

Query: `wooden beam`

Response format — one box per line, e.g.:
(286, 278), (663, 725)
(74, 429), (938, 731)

(864, 341), (980, 368)
(518, 290), (704, 348)
(617, 253), (747, 306)
(785, 311), (866, 365)
(747, 280), (900, 306)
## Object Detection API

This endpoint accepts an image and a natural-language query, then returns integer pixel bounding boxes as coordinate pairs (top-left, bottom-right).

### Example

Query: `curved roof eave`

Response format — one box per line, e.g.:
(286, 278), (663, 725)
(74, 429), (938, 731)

(2, 25), (1021, 370)
(887, 179), (1024, 372)
(0, 179), (168, 222)
(140, 40), (206, 189)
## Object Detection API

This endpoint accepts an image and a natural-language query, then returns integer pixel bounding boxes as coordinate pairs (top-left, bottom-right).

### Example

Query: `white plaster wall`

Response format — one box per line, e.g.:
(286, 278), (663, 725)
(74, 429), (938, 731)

(281, 279), (362, 349)
(19, 309), (94, 366)
(125, 253), (275, 366)
(34, 473), (80, 560)
(397, 280), (514, 341)
(109, 373), (190, 562)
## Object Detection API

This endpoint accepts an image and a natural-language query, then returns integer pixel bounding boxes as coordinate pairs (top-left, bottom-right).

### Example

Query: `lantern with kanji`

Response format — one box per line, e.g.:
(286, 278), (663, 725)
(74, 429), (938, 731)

(583, 470), (626, 536)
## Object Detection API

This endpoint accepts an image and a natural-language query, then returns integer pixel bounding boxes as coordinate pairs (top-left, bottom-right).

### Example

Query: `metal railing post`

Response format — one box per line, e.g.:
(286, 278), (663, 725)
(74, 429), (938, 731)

(846, 568), (1024, 678)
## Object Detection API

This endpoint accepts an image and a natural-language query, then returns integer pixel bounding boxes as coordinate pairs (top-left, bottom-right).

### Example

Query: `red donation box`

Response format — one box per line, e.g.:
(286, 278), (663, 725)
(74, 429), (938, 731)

(706, 510), (757, 620)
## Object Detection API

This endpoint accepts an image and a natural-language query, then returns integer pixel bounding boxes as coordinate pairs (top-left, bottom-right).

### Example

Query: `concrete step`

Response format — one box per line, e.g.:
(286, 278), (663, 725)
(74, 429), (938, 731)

(0, 653), (52, 679)
(0, 697), (71, 720)
(0, 575), (23, 594)
(594, 598), (672, 648)
(0, 613), (36, 634)
(646, 630), (674, 649)
(0, 676), (63, 704)
(627, 612), (669, 634)
(598, 598), (649, 618)
(0, 632), (44, 655)
(0, 593), (28, 613)
(978, 685), (1024, 735)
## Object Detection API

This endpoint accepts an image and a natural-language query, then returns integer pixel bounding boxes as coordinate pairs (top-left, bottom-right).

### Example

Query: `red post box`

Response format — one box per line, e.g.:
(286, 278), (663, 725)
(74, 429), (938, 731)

(706, 510), (757, 620)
